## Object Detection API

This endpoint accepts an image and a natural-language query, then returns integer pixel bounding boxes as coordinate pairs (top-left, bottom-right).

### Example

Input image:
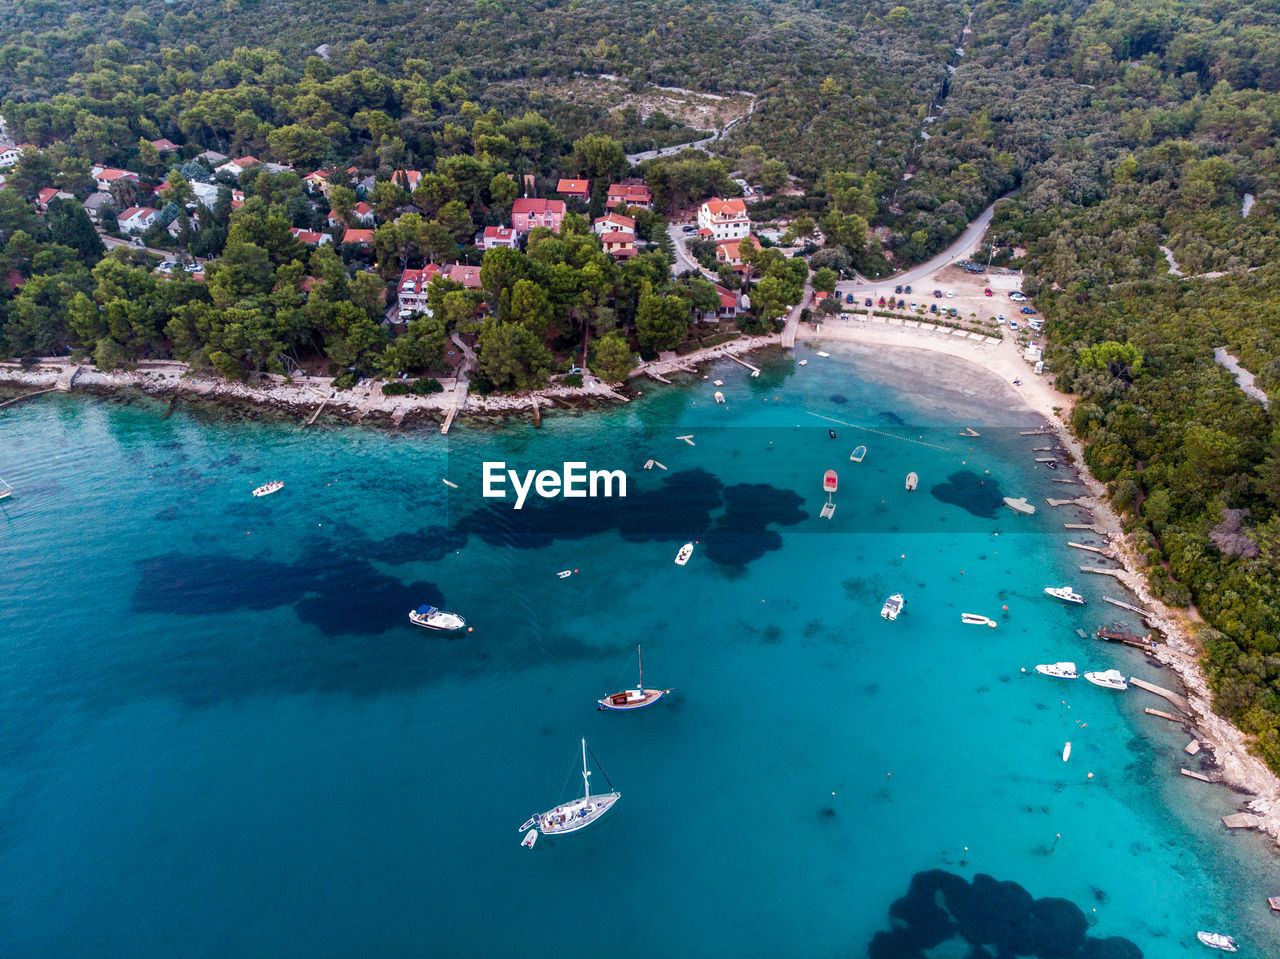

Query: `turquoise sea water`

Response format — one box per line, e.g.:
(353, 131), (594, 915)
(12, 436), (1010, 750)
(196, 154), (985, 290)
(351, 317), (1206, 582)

(3, 341), (1278, 958)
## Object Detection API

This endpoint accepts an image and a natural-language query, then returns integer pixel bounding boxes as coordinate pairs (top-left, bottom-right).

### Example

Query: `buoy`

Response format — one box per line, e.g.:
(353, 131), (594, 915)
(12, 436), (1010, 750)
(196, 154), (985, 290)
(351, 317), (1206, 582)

(467, 627), (474, 632)
(1088, 772), (1094, 779)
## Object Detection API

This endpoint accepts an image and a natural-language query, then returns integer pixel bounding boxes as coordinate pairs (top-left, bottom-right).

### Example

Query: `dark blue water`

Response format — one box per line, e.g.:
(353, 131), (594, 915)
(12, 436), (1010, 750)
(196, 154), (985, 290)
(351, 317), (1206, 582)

(2, 342), (1276, 957)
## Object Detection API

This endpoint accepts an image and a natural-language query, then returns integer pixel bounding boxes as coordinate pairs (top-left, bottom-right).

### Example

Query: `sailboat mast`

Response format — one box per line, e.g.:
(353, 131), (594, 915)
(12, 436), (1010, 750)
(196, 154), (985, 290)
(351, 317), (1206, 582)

(637, 644), (643, 689)
(581, 737), (591, 799)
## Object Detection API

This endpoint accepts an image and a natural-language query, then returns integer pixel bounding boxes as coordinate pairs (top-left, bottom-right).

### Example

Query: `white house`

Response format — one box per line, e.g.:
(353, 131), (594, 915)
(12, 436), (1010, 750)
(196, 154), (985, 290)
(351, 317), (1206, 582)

(117, 206), (160, 234)
(0, 143), (36, 168)
(697, 197), (751, 241)
(479, 225), (518, 250)
(593, 212), (635, 236)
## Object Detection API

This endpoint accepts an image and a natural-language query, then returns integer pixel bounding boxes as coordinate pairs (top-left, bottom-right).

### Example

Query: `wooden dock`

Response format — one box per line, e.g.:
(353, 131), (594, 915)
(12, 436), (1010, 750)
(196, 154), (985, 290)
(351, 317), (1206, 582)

(1146, 707), (1184, 723)
(645, 370), (673, 384)
(1065, 523), (1107, 533)
(727, 355), (761, 375)
(440, 406), (458, 434)
(1019, 428), (1053, 436)
(1222, 813), (1262, 830)
(1080, 565), (1124, 578)
(1181, 768), (1215, 783)
(1051, 478), (1078, 484)
(1046, 497), (1088, 507)
(0, 386), (59, 408)
(1130, 677), (1190, 713)
(1185, 739), (1202, 755)
(1068, 541), (1110, 556)
(530, 396), (541, 427)
(1096, 625), (1156, 654)
(55, 365), (81, 391)
(1035, 456), (1058, 463)
(1104, 596), (1151, 617)
(303, 398), (328, 427)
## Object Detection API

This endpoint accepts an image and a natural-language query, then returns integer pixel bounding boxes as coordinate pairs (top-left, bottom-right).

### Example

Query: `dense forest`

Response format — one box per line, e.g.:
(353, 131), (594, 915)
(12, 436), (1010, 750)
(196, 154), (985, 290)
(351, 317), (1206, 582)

(3, 0), (1280, 767)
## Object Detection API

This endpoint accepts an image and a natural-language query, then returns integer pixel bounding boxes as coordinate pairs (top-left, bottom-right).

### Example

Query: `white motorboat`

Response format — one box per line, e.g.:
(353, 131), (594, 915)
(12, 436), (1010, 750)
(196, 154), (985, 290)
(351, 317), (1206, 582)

(961, 613), (996, 628)
(521, 829), (538, 848)
(674, 542), (694, 566)
(1035, 662), (1078, 679)
(1196, 931), (1238, 952)
(408, 604), (467, 631)
(881, 593), (904, 620)
(598, 645), (669, 711)
(1062, 741), (1071, 762)
(904, 471), (918, 491)
(1003, 496), (1036, 515)
(714, 390), (725, 404)
(252, 480), (284, 497)
(1044, 585), (1085, 605)
(0, 477), (13, 500)
(557, 570), (574, 579)
(799, 359), (808, 366)
(518, 739), (619, 843)
(850, 445), (866, 463)
(1084, 669), (1128, 690)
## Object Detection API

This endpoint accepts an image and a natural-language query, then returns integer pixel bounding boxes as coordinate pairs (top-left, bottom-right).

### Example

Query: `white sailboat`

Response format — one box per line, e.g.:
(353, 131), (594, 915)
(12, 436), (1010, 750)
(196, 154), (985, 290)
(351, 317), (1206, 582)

(598, 645), (670, 710)
(0, 477), (12, 501)
(519, 739), (619, 844)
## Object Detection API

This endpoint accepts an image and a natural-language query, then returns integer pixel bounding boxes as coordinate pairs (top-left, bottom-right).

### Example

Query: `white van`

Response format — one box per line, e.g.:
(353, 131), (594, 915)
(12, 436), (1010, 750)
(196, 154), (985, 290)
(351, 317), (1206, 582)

(1029, 319), (1043, 331)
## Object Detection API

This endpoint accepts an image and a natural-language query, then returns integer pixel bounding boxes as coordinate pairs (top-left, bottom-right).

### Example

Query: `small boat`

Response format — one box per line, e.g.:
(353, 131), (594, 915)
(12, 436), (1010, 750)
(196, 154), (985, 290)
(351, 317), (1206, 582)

(598, 645), (669, 711)
(1062, 741), (1071, 762)
(799, 359), (808, 366)
(408, 604), (467, 631)
(1003, 496), (1036, 515)
(823, 469), (838, 494)
(850, 445), (866, 463)
(1035, 662), (1078, 679)
(677, 434), (695, 446)
(904, 471), (918, 491)
(815, 350), (830, 358)
(674, 542), (694, 566)
(1196, 931), (1238, 952)
(881, 593), (904, 620)
(1084, 669), (1128, 690)
(714, 391), (725, 404)
(961, 613), (996, 628)
(252, 480), (284, 497)
(642, 459), (667, 470)
(518, 738), (619, 842)
(828, 428), (838, 439)
(441, 478), (458, 488)
(557, 570), (574, 579)
(521, 829), (538, 849)
(959, 427), (980, 437)
(1044, 585), (1085, 605)
(0, 477), (13, 500)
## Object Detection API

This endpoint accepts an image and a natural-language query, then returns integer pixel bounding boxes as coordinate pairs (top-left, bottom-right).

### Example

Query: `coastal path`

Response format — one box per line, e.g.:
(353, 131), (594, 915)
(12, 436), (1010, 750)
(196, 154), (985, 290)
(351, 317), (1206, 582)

(780, 281), (814, 349)
(441, 332), (475, 434)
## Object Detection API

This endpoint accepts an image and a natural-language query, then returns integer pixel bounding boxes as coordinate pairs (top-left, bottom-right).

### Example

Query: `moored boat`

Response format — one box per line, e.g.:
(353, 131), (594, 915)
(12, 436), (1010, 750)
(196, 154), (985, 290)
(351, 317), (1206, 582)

(881, 593), (904, 620)
(959, 427), (980, 437)
(1035, 661), (1078, 679)
(1003, 496), (1036, 515)
(714, 391), (725, 404)
(598, 645), (670, 711)
(674, 542), (694, 566)
(1084, 668), (1128, 690)
(961, 613), (996, 628)
(518, 739), (619, 844)
(904, 471), (918, 491)
(1044, 585), (1084, 605)
(252, 480), (284, 497)
(1196, 931), (1238, 952)
(850, 445), (866, 463)
(408, 604), (467, 631)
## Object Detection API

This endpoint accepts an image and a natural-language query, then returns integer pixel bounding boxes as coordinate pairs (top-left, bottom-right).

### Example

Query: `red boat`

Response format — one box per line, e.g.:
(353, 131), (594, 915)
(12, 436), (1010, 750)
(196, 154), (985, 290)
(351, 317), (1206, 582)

(823, 469), (838, 493)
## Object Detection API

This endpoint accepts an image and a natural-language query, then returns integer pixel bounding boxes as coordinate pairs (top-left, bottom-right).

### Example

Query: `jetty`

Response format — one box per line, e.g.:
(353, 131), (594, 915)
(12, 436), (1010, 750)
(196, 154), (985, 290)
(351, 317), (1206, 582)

(1019, 428), (1053, 436)
(1046, 497), (1088, 507)
(1147, 707), (1185, 723)
(531, 396), (541, 427)
(1181, 768), (1215, 783)
(1103, 596), (1153, 619)
(303, 398), (328, 427)
(0, 387), (59, 408)
(440, 406), (458, 434)
(1080, 565), (1124, 578)
(645, 369), (673, 384)
(1065, 523), (1107, 534)
(728, 355), (761, 376)
(1068, 541), (1111, 556)
(1051, 478), (1079, 484)
(1035, 456), (1058, 464)
(1096, 625), (1157, 654)
(1185, 740), (1202, 755)
(1129, 676), (1190, 713)
(56, 365), (81, 391)
(1222, 813), (1262, 830)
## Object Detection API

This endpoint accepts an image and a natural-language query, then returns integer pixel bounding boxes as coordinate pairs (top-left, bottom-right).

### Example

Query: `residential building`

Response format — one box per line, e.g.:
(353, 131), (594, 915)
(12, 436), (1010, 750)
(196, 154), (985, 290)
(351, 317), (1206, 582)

(0, 143), (37, 168)
(150, 138), (180, 153)
(166, 216), (200, 239)
(391, 169), (422, 192)
(511, 198), (566, 233)
(698, 198), (751, 241)
(195, 150), (229, 165)
(556, 178), (590, 200)
(714, 234), (761, 270)
(606, 179), (652, 210)
(593, 213), (635, 236)
(215, 156), (261, 177)
(289, 227), (331, 246)
(82, 192), (113, 220)
(600, 231), (638, 259)
(328, 202), (374, 228)
(341, 228), (375, 246)
(397, 265), (441, 317)
(91, 166), (140, 192)
(303, 170), (331, 194)
(440, 263), (483, 289)
(117, 206), (160, 233)
(713, 285), (742, 319)
(35, 188), (74, 212)
(479, 225), (519, 250)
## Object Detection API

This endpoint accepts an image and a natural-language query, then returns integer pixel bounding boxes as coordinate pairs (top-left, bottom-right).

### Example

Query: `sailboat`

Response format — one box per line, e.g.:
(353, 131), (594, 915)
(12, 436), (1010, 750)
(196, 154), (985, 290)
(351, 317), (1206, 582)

(518, 739), (619, 843)
(598, 645), (670, 710)
(0, 477), (12, 501)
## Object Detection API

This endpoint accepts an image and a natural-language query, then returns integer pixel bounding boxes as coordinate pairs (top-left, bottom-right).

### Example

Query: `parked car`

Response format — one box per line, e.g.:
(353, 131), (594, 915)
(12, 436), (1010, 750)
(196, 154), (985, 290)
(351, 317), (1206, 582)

(878, 297), (886, 307)
(929, 303), (938, 313)
(904, 285), (912, 294)
(1020, 306), (1036, 314)
(845, 293), (855, 304)
(945, 289), (955, 298)
(864, 297), (873, 307)
(681, 225), (696, 234)
(894, 285), (903, 294)
(983, 288), (994, 297)
(1010, 292), (1027, 301)
(909, 302), (917, 310)
(948, 307), (957, 317)
(997, 314), (1005, 324)
(1029, 319), (1043, 331)
(933, 289), (942, 298)
(1009, 320), (1019, 330)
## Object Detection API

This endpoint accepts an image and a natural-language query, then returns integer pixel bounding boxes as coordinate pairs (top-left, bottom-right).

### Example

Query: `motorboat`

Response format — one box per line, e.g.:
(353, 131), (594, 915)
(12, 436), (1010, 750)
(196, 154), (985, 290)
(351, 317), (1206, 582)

(828, 428), (838, 439)
(850, 445), (866, 463)
(408, 604), (467, 631)
(714, 391), (725, 404)
(1196, 931), (1238, 952)
(521, 829), (538, 849)
(881, 593), (904, 620)
(518, 739), (619, 844)
(1035, 662), (1078, 679)
(1084, 669), (1128, 690)
(1045, 586), (1085, 605)
(674, 542), (694, 566)
(799, 359), (809, 366)
(1003, 496), (1036, 515)
(557, 570), (574, 579)
(252, 480), (284, 497)
(823, 470), (838, 494)
(904, 471), (918, 491)
(1062, 742), (1071, 762)
(959, 427), (980, 437)
(0, 477), (13, 500)
(961, 613), (996, 628)
(598, 645), (669, 711)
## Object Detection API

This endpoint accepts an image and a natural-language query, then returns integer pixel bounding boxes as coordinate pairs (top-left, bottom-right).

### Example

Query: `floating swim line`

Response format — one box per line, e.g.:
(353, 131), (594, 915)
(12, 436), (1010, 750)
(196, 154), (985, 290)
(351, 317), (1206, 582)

(805, 411), (955, 453)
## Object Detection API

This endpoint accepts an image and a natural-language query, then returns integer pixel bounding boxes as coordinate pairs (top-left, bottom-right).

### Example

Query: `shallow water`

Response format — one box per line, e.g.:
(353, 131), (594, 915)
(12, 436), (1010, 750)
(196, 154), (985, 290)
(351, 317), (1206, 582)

(2, 342), (1277, 958)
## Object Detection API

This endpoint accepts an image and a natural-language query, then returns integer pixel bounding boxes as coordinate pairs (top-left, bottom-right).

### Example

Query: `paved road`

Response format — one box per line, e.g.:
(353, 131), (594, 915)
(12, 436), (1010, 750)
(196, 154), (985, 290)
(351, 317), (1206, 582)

(666, 223), (708, 277)
(626, 100), (757, 165)
(99, 232), (206, 265)
(834, 201), (997, 295)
